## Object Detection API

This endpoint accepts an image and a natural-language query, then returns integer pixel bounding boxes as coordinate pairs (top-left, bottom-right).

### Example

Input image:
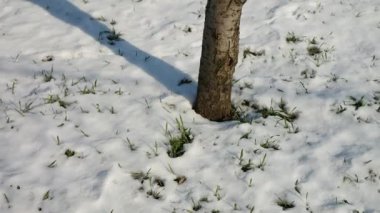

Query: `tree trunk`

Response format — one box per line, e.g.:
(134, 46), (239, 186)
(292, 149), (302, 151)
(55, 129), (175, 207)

(194, 0), (246, 121)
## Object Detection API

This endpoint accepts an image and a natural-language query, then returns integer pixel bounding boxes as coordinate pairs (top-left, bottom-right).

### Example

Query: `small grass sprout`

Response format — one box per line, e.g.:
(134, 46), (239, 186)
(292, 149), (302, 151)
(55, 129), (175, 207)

(191, 198), (202, 211)
(64, 149), (75, 158)
(79, 82), (96, 95)
(214, 185), (222, 201)
(286, 32), (302, 43)
(42, 190), (51, 200)
(275, 197), (295, 210)
(260, 137), (280, 150)
(258, 99), (300, 132)
(16, 100), (35, 115)
(47, 160), (57, 168)
(243, 48), (265, 59)
(345, 96), (366, 110)
(99, 28), (122, 45)
(44, 95), (71, 108)
(257, 153), (267, 171)
(241, 159), (253, 172)
(335, 105), (347, 114)
(146, 141), (160, 158)
(166, 116), (193, 158)
(41, 67), (55, 82)
(146, 177), (163, 200)
(124, 137), (137, 151)
(307, 45), (322, 56)
(178, 78), (192, 86)
(131, 169), (151, 184)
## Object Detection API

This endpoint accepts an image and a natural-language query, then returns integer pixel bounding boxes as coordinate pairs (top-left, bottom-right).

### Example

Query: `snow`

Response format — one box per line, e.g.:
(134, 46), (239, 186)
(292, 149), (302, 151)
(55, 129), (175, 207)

(0, 0), (379, 212)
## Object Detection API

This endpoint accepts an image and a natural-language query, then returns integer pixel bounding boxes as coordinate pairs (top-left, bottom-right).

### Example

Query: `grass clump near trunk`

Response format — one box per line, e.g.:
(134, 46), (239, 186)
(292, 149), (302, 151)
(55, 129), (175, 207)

(166, 116), (193, 158)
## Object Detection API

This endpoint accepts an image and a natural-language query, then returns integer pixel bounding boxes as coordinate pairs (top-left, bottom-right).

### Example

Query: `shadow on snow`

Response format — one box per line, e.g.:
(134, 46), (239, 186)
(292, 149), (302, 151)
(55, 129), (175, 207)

(30, 0), (197, 102)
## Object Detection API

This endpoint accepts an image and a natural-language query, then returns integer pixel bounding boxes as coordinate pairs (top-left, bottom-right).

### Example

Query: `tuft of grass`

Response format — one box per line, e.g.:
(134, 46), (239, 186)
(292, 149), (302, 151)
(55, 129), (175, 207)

(275, 197), (295, 210)
(246, 204), (255, 213)
(257, 153), (267, 171)
(146, 141), (160, 158)
(124, 138), (137, 151)
(114, 88), (123, 95)
(42, 190), (50, 200)
(44, 95), (71, 108)
(174, 175), (187, 185)
(214, 185), (222, 201)
(99, 28), (122, 45)
(345, 96), (366, 110)
(109, 106), (116, 114)
(259, 99), (299, 125)
(79, 81), (97, 95)
(364, 169), (378, 183)
(191, 198), (202, 211)
(300, 69), (317, 79)
(146, 189), (162, 200)
(231, 105), (251, 123)
(41, 67), (55, 82)
(286, 32), (302, 43)
(243, 48), (265, 59)
(15, 100), (35, 115)
(64, 149), (75, 158)
(178, 78), (192, 86)
(146, 177), (163, 200)
(153, 177), (165, 187)
(6, 80), (17, 94)
(131, 169), (151, 184)
(306, 42), (334, 66)
(166, 117), (193, 158)
(307, 45), (322, 56)
(260, 137), (280, 150)
(183, 26), (192, 33)
(335, 105), (347, 114)
(343, 174), (360, 184)
(241, 159), (253, 172)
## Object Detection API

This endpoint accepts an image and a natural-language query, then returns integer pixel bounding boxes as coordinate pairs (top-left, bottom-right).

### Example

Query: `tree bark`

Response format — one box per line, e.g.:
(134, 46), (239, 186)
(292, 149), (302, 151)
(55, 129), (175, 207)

(194, 0), (246, 121)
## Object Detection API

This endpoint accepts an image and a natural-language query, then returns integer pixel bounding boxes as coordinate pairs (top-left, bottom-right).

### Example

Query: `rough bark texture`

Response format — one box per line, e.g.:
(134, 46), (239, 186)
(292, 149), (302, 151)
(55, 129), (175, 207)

(194, 0), (245, 121)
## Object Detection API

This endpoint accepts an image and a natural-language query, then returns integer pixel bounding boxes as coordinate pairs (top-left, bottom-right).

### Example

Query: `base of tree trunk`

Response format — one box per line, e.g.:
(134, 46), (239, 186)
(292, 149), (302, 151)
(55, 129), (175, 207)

(194, 99), (233, 122)
(193, 0), (245, 121)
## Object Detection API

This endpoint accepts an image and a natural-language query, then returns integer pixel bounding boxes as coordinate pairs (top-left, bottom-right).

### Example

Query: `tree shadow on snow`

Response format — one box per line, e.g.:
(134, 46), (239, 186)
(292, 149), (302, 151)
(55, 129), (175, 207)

(30, 0), (196, 102)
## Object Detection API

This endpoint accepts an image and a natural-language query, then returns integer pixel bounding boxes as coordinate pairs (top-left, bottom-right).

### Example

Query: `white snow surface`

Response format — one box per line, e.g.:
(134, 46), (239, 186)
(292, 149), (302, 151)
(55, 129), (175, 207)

(0, 0), (379, 212)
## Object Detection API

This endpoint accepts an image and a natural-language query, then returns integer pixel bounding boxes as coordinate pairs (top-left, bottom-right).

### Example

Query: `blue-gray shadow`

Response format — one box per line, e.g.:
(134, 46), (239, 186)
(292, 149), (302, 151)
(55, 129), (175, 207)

(30, 0), (196, 102)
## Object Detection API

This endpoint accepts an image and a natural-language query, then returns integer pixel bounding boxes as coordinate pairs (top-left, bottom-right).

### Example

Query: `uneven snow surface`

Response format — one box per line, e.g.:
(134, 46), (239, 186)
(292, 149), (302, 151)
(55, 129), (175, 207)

(1, 0), (380, 212)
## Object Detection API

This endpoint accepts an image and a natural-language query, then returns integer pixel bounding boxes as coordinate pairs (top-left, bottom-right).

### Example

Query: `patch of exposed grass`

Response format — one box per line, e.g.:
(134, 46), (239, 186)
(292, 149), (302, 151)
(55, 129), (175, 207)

(307, 45), (322, 56)
(260, 137), (280, 150)
(44, 95), (72, 108)
(99, 28), (122, 45)
(41, 67), (55, 82)
(258, 99), (300, 132)
(286, 32), (302, 43)
(166, 116), (193, 158)
(131, 169), (151, 184)
(64, 149), (75, 158)
(345, 96), (366, 110)
(275, 197), (295, 210)
(243, 48), (265, 59)
(15, 100), (35, 115)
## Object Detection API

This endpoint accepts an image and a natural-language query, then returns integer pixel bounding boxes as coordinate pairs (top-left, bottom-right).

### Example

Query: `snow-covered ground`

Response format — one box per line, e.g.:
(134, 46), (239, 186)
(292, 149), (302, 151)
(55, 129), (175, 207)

(0, 0), (379, 212)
